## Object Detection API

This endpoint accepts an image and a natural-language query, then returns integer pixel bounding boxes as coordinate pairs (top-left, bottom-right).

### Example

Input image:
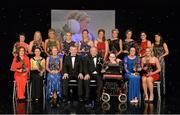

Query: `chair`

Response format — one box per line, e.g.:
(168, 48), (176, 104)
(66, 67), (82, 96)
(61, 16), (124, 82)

(68, 79), (97, 95)
(154, 81), (161, 100)
(68, 79), (97, 87)
(12, 80), (30, 101)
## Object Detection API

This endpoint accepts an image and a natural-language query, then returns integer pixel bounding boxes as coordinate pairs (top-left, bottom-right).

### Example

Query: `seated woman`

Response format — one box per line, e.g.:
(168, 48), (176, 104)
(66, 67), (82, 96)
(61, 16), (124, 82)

(11, 46), (30, 100)
(141, 48), (161, 102)
(123, 47), (141, 103)
(30, 47), (45, 101)
(102, 52), (123, 75)
(46, 46), (63, 102)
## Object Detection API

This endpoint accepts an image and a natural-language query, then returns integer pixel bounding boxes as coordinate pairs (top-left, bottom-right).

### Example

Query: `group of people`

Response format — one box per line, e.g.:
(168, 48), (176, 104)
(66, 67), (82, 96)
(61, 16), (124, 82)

(10, 28), (169, 105)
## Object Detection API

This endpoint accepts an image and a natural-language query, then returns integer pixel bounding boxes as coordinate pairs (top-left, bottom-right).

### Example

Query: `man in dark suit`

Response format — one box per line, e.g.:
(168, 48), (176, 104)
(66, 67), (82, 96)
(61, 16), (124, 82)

(62, 45), (84, 102)
(84, 47), (104, 102)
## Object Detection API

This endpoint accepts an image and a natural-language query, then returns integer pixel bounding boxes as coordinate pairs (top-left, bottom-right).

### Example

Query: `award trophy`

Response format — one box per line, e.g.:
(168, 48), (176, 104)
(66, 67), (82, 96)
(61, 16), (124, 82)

(36, 60), (43, 76)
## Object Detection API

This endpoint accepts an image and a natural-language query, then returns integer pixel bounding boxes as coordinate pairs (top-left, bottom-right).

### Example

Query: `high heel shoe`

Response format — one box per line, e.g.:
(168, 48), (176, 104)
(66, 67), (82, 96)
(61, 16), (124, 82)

(144, 96), (149, 102)
(149, 97), (154, 102)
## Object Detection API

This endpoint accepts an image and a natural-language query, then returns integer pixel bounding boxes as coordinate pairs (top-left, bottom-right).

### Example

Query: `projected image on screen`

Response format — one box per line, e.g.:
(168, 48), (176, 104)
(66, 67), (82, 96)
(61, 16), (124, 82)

(51, 10), (115, 43)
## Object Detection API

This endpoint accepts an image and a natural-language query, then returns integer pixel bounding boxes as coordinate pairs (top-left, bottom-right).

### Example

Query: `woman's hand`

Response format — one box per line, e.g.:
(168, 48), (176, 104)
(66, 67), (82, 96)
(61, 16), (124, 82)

(147, 71), (153, 76)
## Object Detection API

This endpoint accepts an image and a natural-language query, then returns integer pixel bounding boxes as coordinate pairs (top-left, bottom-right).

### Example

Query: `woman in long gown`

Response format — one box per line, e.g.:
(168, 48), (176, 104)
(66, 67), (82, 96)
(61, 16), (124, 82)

(46, 46), (63, 101)
(94, 29), (109, 61)
(124, 47), (141, 103)
(30, 47), (45, 101)
(11, 46), (30, 100)
(152, 33), (169, 95)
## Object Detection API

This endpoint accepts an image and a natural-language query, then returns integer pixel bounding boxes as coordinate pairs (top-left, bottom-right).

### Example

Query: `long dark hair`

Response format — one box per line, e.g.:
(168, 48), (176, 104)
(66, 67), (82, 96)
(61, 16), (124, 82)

(155, 33), (165, 46)
(16, 46), (26, 62)
(98, 29), (106, 42)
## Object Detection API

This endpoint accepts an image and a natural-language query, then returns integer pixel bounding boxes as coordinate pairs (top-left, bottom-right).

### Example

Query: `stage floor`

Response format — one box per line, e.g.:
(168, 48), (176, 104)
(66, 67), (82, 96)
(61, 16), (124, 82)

(0, 92), (179, 114)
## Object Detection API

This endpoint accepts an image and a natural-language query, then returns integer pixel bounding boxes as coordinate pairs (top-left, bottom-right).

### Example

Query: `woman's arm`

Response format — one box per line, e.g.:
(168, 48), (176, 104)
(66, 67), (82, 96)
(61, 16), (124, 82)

(152, 57), (161, 75)
(28, 41), (33, 54)
(162, 43), (169, 57)
(104, 41), (109, 61)
(59, 58), (63, 73)
(46, 57), (51, 73)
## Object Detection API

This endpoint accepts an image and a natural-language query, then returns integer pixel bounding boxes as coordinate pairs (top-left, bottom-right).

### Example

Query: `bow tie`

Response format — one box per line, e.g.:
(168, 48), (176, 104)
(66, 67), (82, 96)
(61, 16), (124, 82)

(71, 56), (76, 57)
(92, 56), (97, 58)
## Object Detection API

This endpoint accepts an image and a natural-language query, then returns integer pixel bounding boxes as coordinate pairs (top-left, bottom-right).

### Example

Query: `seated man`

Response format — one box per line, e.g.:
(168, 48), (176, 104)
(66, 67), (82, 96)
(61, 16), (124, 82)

(83, 47), (104, 102)
(62, 45), (84, 102)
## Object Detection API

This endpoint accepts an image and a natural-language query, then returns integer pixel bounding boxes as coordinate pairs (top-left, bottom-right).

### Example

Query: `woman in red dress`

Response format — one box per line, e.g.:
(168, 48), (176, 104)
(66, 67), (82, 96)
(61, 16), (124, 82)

(11, 46), (30, 100)
(139, 32), (151, 57)
(94, 29), (109, 61)
(141, 48), (161, 102)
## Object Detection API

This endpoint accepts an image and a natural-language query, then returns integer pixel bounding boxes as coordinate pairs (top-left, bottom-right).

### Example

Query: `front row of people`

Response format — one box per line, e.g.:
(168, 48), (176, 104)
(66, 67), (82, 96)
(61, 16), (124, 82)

(10, 45), (161, 104)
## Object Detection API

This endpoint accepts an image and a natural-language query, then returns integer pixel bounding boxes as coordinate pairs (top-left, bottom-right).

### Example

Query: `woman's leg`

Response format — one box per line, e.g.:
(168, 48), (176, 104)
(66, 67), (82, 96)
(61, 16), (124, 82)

(147, 77), (154, 100)
(15, 76), (27, 99)
(142, 76), (148, 100)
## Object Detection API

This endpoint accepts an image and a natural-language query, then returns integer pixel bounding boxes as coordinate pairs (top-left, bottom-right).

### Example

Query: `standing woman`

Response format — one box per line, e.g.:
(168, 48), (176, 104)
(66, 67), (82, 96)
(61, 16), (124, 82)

(28, 31), (45, 58)
(30, 47), (45, 101)
(123, 29), (139, 57)
(46, 46), (63, 101)
(94, 29), (109, 61)
(11, 46), (30, 100)
(45, 28), (60, 56)
(152, 33), (169, 95)
(78, 29), (94, 59)
(12, 33), (29, 56)
(107, 29), (123, 59)
(61, 32), (76, 56)
(124, 47), (141, 103)
(139, 32), (151, 58)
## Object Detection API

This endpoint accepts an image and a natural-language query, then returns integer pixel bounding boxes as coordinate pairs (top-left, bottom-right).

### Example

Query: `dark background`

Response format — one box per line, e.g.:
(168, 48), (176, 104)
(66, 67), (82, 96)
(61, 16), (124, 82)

(0, 0), (179, 99)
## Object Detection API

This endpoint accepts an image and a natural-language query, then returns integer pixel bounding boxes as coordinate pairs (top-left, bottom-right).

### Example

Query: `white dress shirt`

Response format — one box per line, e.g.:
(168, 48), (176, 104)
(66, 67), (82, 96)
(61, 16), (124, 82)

(92, 57), (97, 74)
(71, 57), (75, 69)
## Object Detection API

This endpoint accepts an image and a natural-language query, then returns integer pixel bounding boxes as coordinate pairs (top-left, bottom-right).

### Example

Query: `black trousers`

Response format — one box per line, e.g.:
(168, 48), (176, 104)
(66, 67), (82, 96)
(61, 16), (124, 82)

(62, 75), (83, 98)
(30, 70), (43, 99)
(84, 74), (103, 99)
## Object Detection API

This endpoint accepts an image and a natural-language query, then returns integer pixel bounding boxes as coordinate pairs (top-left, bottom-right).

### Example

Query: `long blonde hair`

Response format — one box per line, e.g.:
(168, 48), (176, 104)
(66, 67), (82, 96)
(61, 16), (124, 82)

(33, 31), (42, 44)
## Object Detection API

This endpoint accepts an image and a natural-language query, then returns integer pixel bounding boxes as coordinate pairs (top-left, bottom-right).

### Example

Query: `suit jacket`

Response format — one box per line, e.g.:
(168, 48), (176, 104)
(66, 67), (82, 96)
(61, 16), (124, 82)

(84, 54), (103, 75)
(62, 55), (83, 77)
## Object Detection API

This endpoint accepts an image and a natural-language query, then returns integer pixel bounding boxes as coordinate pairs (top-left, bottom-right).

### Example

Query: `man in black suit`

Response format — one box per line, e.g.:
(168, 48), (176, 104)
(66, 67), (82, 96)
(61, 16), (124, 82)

(84, 47), (104, 102)
(62, 45), (84, 102)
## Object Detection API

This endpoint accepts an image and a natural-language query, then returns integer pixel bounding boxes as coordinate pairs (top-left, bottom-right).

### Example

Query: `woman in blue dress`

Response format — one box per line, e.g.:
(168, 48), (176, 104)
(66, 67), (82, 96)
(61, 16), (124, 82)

(46, 46), (63, 101)
(124, 47), (141, 103)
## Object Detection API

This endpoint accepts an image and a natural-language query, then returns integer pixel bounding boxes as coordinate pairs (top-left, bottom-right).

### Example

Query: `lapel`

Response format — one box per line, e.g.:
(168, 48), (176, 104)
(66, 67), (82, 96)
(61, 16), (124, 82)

(91, 55), (97, 69)
(74, 55), (78, 69)
(69, 55), (73, 70)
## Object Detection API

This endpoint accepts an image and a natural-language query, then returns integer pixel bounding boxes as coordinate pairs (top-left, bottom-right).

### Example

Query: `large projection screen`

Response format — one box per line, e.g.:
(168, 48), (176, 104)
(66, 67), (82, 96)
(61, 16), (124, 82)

(51, 10), (115, 42)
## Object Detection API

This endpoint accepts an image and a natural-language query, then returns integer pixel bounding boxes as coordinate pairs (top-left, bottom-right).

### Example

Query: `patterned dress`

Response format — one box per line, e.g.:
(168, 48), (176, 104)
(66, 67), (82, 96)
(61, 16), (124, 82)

(62, 41), (75, 56)
(153, 43), (166, 95)
(46, 55), (62, 99)
(123, 40), (139, 56)
(46, 39), (58, 55)
(80, 41), (91, 59)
